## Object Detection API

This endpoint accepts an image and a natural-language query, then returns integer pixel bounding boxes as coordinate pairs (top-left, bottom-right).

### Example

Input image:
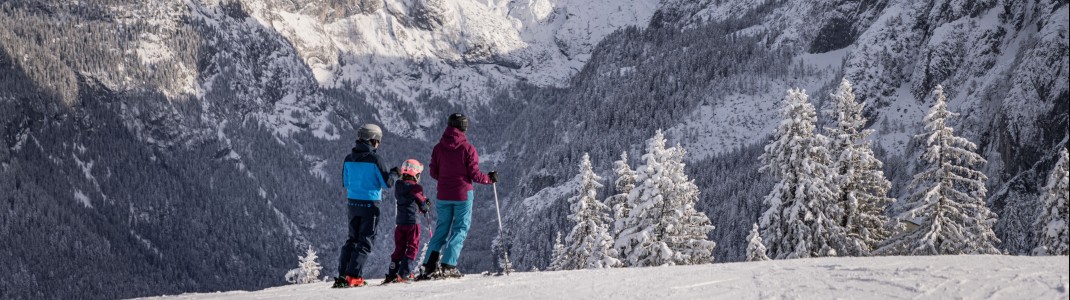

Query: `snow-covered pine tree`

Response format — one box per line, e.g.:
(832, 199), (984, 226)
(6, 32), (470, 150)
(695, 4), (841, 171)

(759, 88), (847, 259)
(825, 78), (894, 256)
(615, 132), (675, 267)
(878, 85), (1001, 256)
(561, 153), (622, 269)
(746, 223), (770, 262)
(614, 131), (716, 267)
(607, 152), (637, 241)
(662, 145), (716, 265)
(284, 245), (322, 284)
(498, 252), (516, 274)
(492, 233), (516, 273)
(1034, 147), (1069, 256)
(549, 232), (567, 271)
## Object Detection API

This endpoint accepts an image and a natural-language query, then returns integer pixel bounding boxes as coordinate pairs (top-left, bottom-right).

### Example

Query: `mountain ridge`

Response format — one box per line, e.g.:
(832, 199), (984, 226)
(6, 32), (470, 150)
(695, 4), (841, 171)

(1, 0), (1066, 299)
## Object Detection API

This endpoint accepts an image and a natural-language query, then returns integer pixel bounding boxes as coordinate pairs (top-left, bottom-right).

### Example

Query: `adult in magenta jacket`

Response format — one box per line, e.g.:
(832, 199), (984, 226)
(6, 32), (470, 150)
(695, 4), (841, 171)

(417, 113), (498, 280)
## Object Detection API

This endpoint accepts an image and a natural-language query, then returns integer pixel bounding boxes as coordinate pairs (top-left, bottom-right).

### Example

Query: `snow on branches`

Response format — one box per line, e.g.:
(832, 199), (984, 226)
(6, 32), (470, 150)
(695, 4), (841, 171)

(879, 85), (1001, 256)
(826, 79), (894, 256)
(549, 232), (567, 271)
(759, 88), (847, 259)
(1035, 147), (1069, 256)
(285, 245), (323, 284)
(614, 130), (715, 267)
(559, 153), (621, 270)
(746, 223), (770, 262)
(607, 152), (637, 244)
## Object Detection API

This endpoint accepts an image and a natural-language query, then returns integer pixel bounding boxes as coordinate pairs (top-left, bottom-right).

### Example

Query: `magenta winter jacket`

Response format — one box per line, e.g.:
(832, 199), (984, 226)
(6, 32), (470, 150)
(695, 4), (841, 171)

(430, 127), (492, 201)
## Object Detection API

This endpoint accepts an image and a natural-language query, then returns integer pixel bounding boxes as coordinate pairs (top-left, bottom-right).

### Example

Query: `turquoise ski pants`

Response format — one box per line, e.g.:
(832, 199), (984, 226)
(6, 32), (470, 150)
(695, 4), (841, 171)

(425, 191), (473, 266)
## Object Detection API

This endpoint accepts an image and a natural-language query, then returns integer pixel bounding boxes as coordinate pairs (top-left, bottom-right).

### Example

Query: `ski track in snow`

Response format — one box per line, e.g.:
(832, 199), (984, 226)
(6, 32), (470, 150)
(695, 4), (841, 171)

(140, 256), (1068, 300)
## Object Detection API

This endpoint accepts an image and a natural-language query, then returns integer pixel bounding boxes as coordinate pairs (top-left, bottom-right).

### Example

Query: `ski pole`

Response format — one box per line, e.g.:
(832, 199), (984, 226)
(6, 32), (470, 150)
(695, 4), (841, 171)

(492, 182), (512, 275)
(424, 211), (433, 239)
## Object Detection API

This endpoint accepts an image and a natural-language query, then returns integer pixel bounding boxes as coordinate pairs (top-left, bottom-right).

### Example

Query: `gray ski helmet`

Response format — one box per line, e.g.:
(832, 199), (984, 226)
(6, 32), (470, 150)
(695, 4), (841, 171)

(357, 124), (383, 142)
(447, 113), (468, 132)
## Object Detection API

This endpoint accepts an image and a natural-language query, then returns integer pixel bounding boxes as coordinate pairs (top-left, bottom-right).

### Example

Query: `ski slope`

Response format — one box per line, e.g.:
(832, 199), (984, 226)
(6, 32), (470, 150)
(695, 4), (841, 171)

(141, 256), (1068, 299)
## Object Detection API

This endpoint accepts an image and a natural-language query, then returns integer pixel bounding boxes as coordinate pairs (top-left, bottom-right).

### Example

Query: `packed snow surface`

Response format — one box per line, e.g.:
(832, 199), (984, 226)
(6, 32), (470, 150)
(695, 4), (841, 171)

(142, 256), (1068, 300)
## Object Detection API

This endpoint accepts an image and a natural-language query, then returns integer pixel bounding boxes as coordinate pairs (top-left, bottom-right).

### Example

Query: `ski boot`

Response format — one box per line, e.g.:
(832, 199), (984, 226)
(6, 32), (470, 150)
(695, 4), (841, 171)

(382, 274), (405, 285)
(439, 264), (464, 279)
(414, 271), (435, 281)
(346, 276), (366, 287)
(381, 260), (402, 285)
(415, 251), (441, 281)
(331, 276), (348, 288)
(395, 258), (413, 283)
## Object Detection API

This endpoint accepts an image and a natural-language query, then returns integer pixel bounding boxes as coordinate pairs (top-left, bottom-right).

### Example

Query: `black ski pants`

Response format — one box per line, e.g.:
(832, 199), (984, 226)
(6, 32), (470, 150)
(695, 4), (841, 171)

(338, 201), (379, 278)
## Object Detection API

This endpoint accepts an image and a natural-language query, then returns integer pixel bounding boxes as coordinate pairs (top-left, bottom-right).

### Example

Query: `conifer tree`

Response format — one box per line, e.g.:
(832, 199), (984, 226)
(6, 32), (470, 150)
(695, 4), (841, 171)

(746, 223), (771, 262)
(1035, 148), (1069, 256)
(492, 233), (516, 273)
(615, 131), (675, 267)
(879, 85), (1001, 255)
(561, 153), (622, 269)
(826, 79), (894, 256)
(759, 88), (847, 259)
(663, 145), (717, 265)
(549, 232), (567, 271)
(607, 152), (637, 241)
(285, 246), (322, 284)
(615, 131), (715, 266)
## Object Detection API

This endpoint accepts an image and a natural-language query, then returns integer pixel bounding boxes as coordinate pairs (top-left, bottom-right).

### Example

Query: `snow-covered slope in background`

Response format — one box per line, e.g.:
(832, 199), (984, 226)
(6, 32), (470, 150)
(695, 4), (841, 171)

(143, 256), (1070, 300)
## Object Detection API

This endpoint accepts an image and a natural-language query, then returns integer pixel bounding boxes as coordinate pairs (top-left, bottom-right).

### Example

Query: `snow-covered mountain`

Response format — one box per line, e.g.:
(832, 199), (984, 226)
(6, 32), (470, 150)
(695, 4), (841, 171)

(494, 0), (1068, 269)
(0, 0), (658, 299)
(1, 0), (1066, 299)
(229, 0), (658, 138)
(142, 256), (1070, 299)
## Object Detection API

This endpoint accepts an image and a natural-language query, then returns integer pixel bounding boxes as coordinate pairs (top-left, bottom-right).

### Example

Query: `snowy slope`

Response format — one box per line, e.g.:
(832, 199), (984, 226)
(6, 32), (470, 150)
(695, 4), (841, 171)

(142, 256), (1069, 299)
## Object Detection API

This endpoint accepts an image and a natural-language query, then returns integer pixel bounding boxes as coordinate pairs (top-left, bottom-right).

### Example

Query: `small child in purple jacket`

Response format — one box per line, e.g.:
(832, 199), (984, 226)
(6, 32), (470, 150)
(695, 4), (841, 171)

(382, 159), (430, 284)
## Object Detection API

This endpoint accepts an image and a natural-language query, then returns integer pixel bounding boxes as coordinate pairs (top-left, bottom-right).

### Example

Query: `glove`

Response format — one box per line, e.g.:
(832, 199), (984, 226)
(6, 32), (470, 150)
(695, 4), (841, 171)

(419, 202), (430, 214)
(488, 171), (499, 183)
(389, 167), (400, 177)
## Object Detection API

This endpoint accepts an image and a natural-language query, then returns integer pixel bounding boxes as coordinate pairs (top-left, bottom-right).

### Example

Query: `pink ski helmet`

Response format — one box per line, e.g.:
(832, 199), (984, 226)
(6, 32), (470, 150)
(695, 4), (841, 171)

(400, 159), (424, 177)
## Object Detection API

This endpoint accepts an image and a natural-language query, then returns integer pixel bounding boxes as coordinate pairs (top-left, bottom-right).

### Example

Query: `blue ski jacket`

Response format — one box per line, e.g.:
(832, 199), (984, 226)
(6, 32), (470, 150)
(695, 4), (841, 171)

(343, 142), (393, 202)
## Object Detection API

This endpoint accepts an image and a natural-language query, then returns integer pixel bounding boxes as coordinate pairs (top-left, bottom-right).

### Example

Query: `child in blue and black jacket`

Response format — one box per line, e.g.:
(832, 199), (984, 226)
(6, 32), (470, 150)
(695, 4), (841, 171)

(334, 124), (397, 288)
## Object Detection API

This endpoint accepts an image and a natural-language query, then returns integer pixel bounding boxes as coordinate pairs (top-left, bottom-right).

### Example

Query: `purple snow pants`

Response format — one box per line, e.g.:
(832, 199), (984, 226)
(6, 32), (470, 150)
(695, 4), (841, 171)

(392, 224), (420, 261)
